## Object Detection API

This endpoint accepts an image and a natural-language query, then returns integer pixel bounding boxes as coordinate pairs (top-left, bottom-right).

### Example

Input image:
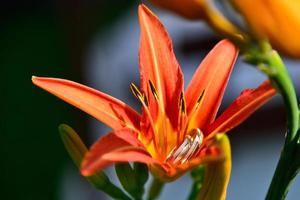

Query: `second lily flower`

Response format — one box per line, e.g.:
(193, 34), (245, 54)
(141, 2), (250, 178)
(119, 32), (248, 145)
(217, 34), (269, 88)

(32, 5), (276, 181)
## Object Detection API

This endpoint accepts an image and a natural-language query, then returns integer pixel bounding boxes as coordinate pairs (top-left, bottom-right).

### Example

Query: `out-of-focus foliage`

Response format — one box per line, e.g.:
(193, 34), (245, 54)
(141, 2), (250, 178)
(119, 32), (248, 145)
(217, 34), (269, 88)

(149, 0), (206, 19)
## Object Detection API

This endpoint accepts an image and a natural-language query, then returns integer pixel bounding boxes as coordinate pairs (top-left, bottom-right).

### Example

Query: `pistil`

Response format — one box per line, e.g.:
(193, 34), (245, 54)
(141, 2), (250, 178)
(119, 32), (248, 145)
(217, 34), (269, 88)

(166, 128), (204, 165)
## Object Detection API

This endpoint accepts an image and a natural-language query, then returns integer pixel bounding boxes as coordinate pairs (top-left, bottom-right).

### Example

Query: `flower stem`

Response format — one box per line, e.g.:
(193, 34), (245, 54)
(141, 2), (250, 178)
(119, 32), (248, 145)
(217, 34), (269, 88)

(188, 166), (205, 200)
(258, 49), (300, 200)
(263, 50), (299, 142)
(147, 178), (164, 200)
(265, 145), (299, 200)
(244, 41), (300, 200)
(245, 43), (299, 142)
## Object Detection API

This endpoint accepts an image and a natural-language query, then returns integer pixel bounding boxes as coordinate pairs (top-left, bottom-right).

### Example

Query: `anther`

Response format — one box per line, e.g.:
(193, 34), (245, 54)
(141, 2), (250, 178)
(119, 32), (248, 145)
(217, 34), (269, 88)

(149, 80), (159, 100)
(195, 90), (205, 109)
(130, 83), (148, 105)
(130, 83), (142, 98)
(179, 91), (186, 113)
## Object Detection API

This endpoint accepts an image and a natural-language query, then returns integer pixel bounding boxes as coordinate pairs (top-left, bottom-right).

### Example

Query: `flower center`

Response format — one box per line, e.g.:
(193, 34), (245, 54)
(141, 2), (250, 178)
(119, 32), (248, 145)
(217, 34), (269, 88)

(166, 128), (204, 165)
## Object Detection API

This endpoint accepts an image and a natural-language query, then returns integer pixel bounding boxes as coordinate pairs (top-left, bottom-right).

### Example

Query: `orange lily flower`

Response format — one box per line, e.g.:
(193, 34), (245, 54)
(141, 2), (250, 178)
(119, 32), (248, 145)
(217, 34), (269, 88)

(32, 5), (276, 181)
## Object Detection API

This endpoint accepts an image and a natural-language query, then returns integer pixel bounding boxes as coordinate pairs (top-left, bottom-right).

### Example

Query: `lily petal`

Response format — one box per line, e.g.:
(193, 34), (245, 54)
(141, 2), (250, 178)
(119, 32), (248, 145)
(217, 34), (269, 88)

(81, 128), (158, 176)
(206, 81), (276, 137)
(32, 76), (140, 131)
(138, 4), (183, 127)
(185, 40), (238, 130)
(151, 145), (222, 181)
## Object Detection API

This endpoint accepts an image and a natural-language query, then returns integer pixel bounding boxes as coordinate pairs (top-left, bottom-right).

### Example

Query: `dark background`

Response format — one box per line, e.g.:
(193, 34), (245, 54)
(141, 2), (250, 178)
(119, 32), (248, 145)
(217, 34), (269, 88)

(1, 1), (134, 199)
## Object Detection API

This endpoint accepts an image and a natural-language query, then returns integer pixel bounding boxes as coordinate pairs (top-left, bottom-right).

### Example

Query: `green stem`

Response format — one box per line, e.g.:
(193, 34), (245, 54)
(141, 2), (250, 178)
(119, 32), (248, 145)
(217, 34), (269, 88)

(261, 50), (300, 199)
(263, 50), (299, 142)
(147, 178), (165, 200)
(265, 146), (299, 200)
(188, 166), (205, 200)
(245, 42), (300, 200)
(246, 43), (299, 142)
(188, 181), (202, 200)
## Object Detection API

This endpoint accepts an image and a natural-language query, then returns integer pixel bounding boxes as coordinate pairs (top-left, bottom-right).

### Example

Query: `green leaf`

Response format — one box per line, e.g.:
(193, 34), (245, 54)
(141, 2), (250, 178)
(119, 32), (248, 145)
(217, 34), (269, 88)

(134, 162), (149, 186)
(58, 124), (131, 200)
(115, 162), (149, 200)
(188, 166), (205, 200)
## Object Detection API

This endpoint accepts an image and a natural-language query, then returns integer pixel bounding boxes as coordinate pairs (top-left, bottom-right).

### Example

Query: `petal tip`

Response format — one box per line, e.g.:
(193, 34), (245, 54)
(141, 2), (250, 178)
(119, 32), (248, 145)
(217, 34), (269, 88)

(31, 75), (38, 83)
(32, 76), (45, 85)
(219, 39), (239, 52)
(138, 4), (145, 16)
(138, 4), (148, 13)
(80, 160), (93, 176)
(138, 4), (156, 21)
(138, 3), (145, 9)
(80, 168), (91, 177)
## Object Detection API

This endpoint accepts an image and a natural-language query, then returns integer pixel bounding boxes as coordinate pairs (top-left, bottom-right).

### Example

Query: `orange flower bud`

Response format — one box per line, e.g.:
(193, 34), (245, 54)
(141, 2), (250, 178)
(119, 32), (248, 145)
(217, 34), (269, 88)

(231, 0), (300, 58)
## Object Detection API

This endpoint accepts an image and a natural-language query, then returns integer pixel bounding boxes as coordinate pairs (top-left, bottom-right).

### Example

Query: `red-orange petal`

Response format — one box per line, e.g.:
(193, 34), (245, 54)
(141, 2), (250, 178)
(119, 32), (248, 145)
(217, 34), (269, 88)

(153, 145), (223, 181)
(81, 129), (158, 176)
(32, 76), (140, 131)
(185, 40), (238, 129)
(206, 80), (276, 137)
(138, 4), (183, 127)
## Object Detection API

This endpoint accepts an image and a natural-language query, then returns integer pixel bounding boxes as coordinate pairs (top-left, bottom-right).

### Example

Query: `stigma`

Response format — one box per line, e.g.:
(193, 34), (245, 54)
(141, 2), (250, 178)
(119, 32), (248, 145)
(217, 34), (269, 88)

(166, 128), (204, 165)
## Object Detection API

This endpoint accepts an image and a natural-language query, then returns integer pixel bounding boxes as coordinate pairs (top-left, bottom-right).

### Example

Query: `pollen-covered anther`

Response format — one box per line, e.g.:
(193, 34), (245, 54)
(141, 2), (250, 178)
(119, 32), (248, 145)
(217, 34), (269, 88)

(148, 80), (159, 100)
(130, 82), (148, 106)
(166, 128), (204, 165)
(195, 89), (206, 110)
(179, 91), (186, 113)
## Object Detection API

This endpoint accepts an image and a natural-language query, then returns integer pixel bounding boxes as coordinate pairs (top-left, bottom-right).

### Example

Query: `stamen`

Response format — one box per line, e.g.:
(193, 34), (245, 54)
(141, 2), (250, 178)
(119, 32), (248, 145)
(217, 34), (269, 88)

(166, 128), (204, 165)
(143, 95), (149, 106)
(185, 90), (206, 133)
(179, 91), (186, 113)
(130, 83), (147, 105)
(195, 89), (205, 110)
(130, 82), (157, 149)
(178, 91), (187, 145)
(149, 80), (159, 100)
